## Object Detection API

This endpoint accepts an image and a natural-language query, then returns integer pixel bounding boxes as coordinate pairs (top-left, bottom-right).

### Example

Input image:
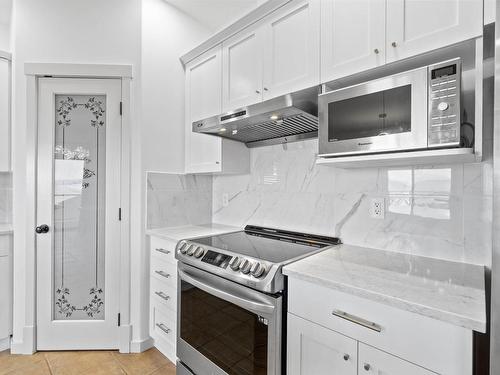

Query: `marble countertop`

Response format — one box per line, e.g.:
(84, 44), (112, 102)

(283, 244), (486, 333)
(146, 223), (240, 241)
(0, 224), (13, 235)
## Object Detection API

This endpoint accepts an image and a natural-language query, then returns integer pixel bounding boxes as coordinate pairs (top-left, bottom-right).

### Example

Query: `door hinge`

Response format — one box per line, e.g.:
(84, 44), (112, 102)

(119, 101), (123, 116)
(118, 208), (122, 221)
(118, 313), (121, 327)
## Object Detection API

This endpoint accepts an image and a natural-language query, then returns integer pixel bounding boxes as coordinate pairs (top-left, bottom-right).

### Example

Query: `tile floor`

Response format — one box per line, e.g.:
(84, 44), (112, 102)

(0, 348), (175, 375)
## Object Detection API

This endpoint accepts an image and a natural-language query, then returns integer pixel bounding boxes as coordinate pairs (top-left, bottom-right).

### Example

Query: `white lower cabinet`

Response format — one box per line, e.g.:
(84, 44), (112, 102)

(287, 277), (472, 375)
(149, 236), (178, 362)
(288, 314), (357, 375)
(0, 234), (12, 350)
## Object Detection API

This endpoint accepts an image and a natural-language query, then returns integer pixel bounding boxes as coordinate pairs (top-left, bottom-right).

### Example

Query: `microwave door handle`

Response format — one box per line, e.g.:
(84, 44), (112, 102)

(178, 267), (276, 316)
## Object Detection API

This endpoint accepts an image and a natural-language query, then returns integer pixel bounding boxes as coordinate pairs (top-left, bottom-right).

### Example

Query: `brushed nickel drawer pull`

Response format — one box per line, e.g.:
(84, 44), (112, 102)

(332, 309), (382, 332)
(155, 270), (171, 279)
(155, 248), (171, 255)
(155, 291), (170, 301)
(156, 323), (171, 334)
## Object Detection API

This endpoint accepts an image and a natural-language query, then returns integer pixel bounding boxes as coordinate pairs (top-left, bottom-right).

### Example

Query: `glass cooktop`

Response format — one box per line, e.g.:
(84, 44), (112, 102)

(192, 226), (340, 264)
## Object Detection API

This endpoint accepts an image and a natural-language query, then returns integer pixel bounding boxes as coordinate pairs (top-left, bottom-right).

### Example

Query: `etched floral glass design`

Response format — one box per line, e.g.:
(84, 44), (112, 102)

(53, 95), (106, 320)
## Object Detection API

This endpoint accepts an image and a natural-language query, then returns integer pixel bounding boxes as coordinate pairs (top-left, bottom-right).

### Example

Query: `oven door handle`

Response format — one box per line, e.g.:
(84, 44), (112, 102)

(178, 267), (276, 316)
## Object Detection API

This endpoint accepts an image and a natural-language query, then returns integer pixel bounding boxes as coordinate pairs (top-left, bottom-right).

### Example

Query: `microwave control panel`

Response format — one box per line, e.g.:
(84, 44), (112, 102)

(428, 59), (461, 148)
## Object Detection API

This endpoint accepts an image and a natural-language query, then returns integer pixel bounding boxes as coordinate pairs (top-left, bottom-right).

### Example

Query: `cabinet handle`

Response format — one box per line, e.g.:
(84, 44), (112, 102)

(156, 323), (171, 334)
(256, 90), (261, 94)
(391, 41), (397, 47)
(155, 248), (171, 255)
(374, 48), (379, 54)
(343, 354), (350, 361)
(364, 363), (371, 371)
(155, 291), (170, 301)
(264, 87), (269, 91)
(332, 309), (382, 332)
(155, 270), (171, 279)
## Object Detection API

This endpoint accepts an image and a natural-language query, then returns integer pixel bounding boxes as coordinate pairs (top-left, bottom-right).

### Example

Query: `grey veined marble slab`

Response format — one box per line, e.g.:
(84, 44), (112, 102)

(146, 223), (240, 241)
(283, 244), (486, 333)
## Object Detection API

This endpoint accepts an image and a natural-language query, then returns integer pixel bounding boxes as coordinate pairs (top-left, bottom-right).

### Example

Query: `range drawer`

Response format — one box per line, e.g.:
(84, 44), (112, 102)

(150, 236), (177, 265)
(150, 276), (177, 313)
(151, 256), (177, 289)
(288, 277), (472, 375)
(151, 302), (176, 346)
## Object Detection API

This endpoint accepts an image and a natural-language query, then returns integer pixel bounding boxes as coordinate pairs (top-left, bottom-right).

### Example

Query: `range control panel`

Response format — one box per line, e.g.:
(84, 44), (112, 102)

(428, 59), (461, 147)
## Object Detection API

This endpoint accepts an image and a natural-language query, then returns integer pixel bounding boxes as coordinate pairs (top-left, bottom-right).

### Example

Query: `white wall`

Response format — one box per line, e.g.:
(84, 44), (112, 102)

(11, 0), (142, 353)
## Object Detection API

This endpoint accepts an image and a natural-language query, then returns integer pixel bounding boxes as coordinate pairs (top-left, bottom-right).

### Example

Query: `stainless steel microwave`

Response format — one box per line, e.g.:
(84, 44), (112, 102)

(319, 58), (462, 157)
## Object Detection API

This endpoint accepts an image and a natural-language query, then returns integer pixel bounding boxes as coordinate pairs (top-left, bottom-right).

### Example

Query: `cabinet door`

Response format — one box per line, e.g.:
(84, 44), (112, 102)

(287, 314), (357, 375)
(0, 255), (11, 340)
(222, 26), (263, 111)
(321, 0), (385, 82)
(185, 46), (223, 173)
(0, 58), (10, 171)
(359, 343), (437, 375)
(386, 0), (483, 63)
(262, 0), (320, 100)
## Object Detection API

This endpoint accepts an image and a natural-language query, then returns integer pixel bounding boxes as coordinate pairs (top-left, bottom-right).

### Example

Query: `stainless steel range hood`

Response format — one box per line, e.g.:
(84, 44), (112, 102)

(192, 86), (320, 148)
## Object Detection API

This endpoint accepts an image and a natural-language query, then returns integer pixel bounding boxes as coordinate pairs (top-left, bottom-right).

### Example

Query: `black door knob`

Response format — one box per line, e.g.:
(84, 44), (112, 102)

(35, 224), (49, 234)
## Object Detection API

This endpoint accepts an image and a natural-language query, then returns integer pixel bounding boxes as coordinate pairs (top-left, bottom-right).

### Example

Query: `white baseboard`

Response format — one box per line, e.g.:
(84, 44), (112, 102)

(10, 326), (36, 354)
(0, 337), (11, 351)
(130, 336), (154, 353)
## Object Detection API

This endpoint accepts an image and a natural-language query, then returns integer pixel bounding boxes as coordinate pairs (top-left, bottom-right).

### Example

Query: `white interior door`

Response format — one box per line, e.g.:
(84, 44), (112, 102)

(36, 78), (122, 350)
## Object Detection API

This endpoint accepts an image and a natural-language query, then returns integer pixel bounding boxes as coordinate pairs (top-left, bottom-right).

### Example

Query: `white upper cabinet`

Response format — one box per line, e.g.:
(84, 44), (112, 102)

(222, 25), (264, 112)
(0, 58), (10, 172)
(321, 0), (385, 82)
(386, 0), (483, 63)
(359, 343), (436, 375)
(185, 46), (224, 173)
(262, 0), (320, 100)
(287, 314), (357, 375)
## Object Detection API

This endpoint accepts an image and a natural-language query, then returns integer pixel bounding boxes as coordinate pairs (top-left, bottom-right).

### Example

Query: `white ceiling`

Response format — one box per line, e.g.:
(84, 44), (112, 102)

(165, 0), (260, 32)
(0, 0), (11, 25)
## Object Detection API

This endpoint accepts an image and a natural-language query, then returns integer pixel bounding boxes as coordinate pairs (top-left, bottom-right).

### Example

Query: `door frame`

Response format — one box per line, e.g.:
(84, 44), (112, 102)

(12, 63), (133, 354)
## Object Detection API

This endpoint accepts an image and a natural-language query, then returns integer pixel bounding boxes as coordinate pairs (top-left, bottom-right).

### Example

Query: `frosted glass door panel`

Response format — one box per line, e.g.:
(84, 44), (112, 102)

(53, 95), (106, 320)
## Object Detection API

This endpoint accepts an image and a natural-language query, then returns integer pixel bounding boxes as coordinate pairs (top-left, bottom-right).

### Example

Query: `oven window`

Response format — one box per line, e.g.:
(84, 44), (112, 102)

(180, 280), (268, 375)
(328, 85), (412, 142)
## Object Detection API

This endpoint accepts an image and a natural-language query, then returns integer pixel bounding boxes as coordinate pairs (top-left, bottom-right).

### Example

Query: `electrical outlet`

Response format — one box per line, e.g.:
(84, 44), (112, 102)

(222, 193), (229, 207)
(370, 198), (385, 219)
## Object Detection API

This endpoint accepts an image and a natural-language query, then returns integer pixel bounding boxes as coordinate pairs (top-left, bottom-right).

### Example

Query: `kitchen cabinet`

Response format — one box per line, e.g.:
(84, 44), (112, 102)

(0, 234), (12, 351)
(262, 0), (320, 100)
(359, 343), (436, 375)
(385, 0), (482, 63)
(0, 57), (10, 171)
(185, 45), (249, 174)
(287, 277), (473, 375)
(222, 0), (320, 111)
(321, 0), (385, 82)
(287, 314), (357, 375)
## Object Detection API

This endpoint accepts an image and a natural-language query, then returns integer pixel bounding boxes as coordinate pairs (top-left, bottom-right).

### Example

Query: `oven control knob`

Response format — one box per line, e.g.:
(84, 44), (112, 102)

(240, 259), (252, 274)
(438, 102), (449, 111)
(194, 247), (205, 258)
(229, 257), (241, 271)
(251, 263), (266, 278)
(187, 245), (197, 256)
(178, 241), (188, 254)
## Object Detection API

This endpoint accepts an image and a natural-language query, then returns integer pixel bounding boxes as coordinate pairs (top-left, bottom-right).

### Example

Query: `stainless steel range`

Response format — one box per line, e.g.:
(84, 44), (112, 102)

(175, 225), (341, 375)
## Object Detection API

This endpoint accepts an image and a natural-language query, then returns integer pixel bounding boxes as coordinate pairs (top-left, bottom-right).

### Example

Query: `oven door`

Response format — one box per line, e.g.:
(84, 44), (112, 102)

(177, 263), (282, 375)
(319, 66), (429, 157)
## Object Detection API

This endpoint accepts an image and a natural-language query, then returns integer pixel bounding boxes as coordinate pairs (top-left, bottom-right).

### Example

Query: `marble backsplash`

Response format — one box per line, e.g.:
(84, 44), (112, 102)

(147, 172), (212, 229)
(213, 139), (493, 266)
(0, 172), (12, 224)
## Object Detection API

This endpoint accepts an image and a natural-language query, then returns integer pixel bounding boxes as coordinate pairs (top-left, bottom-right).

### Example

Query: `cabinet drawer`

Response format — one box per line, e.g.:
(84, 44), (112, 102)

(288, 277), (472, 375)
(151, 256), (177, 288)
(151, 276), (176, 313)
(151, 303), (176, 345)
(150, 236), (177, 264)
